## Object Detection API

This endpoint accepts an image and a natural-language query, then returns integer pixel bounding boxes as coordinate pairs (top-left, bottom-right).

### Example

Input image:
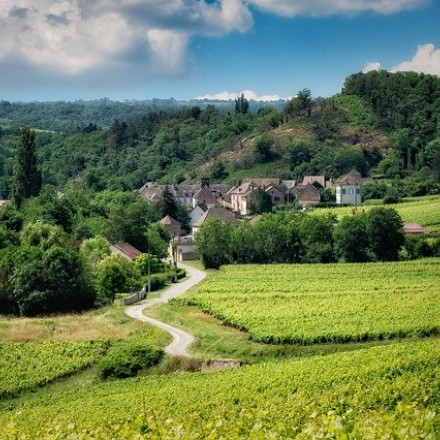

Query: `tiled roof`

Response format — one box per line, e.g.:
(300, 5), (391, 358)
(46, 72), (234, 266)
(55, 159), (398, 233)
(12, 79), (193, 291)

(193, 207), (239, 227)
(403, 223), (429, 234)
(111, 242), (142, 261)
(337, 169), (362, 186)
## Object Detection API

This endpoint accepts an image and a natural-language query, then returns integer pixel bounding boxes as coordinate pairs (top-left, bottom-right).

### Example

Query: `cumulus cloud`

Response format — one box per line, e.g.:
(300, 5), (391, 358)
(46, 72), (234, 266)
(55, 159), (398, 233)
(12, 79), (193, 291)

(0, 0), (430, 91)
(195, 90), (291, 101)
(363, 61), (382, 73)
(0, 0), (253, 84)
(392, 44), (440, 76)
(248, 0), (428, 17)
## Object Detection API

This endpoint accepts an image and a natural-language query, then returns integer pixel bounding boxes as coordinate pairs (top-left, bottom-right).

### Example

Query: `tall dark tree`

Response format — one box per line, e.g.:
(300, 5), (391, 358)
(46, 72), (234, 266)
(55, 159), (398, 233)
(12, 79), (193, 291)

(11, 128), (42, 207)
(235, 93), (249, 114)
(160, 186), (178, 220)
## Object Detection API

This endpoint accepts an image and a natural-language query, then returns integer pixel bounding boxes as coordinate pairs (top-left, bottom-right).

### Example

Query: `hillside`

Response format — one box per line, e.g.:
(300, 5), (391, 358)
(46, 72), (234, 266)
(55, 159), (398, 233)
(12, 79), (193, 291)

(0, 71), (439, 200)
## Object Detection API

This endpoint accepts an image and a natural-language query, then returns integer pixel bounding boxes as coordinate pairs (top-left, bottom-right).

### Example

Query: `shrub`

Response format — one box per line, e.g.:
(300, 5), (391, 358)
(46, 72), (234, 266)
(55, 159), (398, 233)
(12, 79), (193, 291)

(99, 344), (163, 379)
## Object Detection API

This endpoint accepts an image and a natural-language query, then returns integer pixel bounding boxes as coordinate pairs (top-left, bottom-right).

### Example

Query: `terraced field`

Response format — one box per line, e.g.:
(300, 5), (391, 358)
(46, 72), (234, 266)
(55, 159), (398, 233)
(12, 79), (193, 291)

(1, 338), (439, 438)
(185, 259), (440, 344)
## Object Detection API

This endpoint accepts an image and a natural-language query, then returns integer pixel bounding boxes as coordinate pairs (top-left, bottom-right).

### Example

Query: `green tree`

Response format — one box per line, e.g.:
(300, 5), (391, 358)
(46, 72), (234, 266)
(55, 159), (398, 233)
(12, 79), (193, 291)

(425, 138), (440, 181)
(333, 215), (371, 262)
(254, 134), (274, 163)
(159, 185), (178, 220)
(299, 214), (335, 263)
(80, 236), (111, 273)
(366, 207), (404, 261)
(96, 255), (142, 305)
(248, 188), (273, 214)
(196, 218), (232, 269)
(234, 93), (249, 114)
(11, 128), (42, 207)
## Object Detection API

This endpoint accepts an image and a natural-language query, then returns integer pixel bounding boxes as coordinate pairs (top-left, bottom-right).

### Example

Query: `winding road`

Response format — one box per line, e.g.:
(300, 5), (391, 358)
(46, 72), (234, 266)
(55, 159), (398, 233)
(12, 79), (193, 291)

(124, 263), (206, 357)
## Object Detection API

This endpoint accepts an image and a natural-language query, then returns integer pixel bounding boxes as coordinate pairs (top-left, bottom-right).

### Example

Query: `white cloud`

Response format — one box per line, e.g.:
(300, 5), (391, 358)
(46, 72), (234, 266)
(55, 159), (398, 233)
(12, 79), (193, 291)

(195, 90), (291, 101)
(248, 0), (428, 17)
(0, 0), (253, 79)
(363, 61), (382, 73)
(391, 44), (440, 76)
(0, 0), (430, 89)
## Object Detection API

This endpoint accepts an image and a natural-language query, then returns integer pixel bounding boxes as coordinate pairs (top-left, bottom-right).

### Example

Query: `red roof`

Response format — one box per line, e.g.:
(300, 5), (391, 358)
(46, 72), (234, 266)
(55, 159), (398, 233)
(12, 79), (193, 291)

(111, 243), (142, 260)
(403, 223), (429, 234)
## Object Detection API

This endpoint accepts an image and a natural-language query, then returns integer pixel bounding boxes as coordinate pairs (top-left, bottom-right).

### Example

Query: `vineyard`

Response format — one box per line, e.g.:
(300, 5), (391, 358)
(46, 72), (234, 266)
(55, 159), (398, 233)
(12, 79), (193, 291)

(314, 194), (440, 232)
(1, 338), (440, 438)
(184, 259), (440, 344)
(0, 341), (105, 399)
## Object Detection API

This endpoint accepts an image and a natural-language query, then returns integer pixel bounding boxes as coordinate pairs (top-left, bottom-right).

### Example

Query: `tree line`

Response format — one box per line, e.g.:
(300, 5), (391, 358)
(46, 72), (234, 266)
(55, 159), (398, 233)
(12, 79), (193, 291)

(196, 208), (440, 269)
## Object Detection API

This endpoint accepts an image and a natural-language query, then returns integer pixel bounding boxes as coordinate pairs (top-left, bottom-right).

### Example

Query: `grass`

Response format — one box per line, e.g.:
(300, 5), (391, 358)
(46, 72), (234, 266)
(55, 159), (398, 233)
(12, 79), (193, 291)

(0, 304), (170, 346)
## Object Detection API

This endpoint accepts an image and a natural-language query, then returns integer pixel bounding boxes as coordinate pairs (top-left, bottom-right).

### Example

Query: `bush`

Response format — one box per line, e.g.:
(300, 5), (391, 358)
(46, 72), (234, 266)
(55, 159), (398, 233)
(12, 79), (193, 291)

(99, 343), (163, 379)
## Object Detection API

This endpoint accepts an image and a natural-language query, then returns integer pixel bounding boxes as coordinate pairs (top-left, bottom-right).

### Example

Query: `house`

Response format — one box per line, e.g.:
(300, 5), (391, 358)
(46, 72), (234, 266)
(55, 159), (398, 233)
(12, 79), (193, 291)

(168, 235), (198, 261)
(302, 175), (326, 188)
(230, 182), (258, 215)
(403, 223), (429, 235)
(170, 184), (197, 208)
(264, 184), (285, 206)
(293, 183), (321, 206)
(192, 206), (239, 236)
(336, 169), (362, 205)
(219, 185), (238, 209)
(159, 215), (182, 238)
(110, 242), (142, 261)
(138, 183), (163, 203)
(189, 203), (208, 226)
(193, 185), (217, 208)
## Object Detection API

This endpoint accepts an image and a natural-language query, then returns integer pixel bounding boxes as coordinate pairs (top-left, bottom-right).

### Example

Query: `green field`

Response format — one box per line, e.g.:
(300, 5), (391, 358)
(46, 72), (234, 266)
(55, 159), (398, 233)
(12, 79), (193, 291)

(1, 338), (439, 438)
(314, 195), (440, 232)
(0, 341), (105, 399)
(185, 259), (440, 344)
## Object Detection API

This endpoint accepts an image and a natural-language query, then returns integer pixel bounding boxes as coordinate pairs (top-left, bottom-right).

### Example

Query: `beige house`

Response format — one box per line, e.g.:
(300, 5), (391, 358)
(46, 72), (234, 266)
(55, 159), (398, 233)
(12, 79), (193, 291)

(264, 184), (285, 206)
(230, 183), (258, 215)
(302, 175), (326, 187)
(159, 215), (182, 238)
(336, 169), (362, 205)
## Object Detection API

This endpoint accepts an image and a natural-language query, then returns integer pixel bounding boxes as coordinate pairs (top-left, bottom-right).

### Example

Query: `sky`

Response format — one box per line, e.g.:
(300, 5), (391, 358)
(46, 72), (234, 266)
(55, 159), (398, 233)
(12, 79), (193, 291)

(0, 0), (440, 102)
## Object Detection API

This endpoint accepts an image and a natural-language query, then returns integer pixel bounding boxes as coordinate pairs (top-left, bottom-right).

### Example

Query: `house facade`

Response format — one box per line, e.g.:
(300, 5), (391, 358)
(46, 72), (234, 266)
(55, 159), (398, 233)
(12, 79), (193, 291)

(336, 169), (362, 205)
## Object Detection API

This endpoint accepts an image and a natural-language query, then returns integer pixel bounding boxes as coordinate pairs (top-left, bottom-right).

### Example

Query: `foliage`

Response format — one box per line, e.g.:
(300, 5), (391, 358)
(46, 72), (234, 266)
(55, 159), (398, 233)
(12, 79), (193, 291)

(196, 218), (232, 269)
(248, 187), (273, 214)
(234, 93), (249, 114)
(2, 339), (440, 437)
(186, 259), (440, 344)
(95, 255), (142, 305)
(253, 134), (275, 162)
(0, 340), (105, 399)
(11, 128), (42, 207)
(99, 343), (163, 379)
(80, 236), (111, 273)
(366, 207), (404, 261)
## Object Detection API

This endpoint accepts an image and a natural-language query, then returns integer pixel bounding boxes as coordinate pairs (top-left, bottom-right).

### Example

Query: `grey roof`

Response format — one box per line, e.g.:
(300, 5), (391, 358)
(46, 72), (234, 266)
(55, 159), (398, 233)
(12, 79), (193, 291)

(193, 207), (239, 228)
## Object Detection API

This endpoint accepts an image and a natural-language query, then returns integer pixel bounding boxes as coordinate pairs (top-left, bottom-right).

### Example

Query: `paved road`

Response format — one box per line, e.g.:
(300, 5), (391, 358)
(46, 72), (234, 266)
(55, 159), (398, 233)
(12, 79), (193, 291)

(125, 263), (206, 357)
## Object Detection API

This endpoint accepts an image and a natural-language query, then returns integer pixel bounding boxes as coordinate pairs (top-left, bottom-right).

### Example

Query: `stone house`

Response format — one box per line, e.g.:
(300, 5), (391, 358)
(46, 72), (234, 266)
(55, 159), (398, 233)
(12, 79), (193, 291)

(264, 184), (285, 206)
(293, 183), (321, 206)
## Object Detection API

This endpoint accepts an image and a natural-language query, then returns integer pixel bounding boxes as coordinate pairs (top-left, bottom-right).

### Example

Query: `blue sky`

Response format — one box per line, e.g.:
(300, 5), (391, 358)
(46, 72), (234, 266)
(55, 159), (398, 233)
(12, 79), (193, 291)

(0, 0), (439, 102)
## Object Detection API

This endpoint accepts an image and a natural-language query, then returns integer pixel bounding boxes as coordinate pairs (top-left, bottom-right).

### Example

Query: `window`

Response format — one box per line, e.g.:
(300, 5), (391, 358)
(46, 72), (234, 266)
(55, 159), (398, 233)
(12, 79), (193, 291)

(342, 189), (347, 195)
(274, 197), (280, 202)
(356, 188), (361, 194)
(349, 188), (354, 194)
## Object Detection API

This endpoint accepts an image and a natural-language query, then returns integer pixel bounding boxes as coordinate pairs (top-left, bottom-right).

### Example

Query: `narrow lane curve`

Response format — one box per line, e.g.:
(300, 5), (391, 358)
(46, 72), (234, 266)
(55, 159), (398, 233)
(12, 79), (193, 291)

(124, 263), (206, 357)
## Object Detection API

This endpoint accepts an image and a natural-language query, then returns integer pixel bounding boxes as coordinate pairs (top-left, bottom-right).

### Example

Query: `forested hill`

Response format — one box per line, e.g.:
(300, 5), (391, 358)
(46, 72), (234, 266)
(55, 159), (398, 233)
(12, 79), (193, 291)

(0, 71), (439, 198)
(0, 97), (286, 133)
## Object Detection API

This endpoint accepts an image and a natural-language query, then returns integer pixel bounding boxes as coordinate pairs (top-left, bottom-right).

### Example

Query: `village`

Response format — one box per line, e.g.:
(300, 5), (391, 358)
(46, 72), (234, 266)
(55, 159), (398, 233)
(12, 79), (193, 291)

(136, 170), (363, 261)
